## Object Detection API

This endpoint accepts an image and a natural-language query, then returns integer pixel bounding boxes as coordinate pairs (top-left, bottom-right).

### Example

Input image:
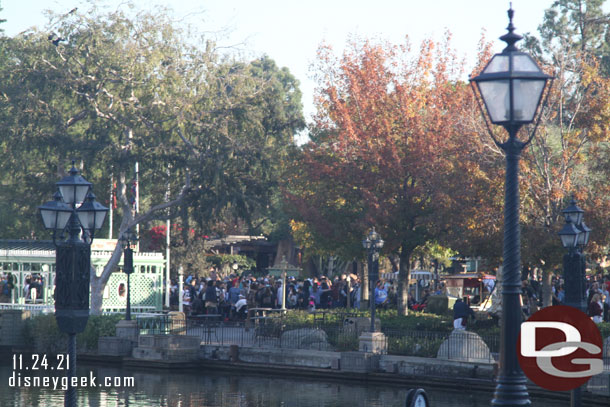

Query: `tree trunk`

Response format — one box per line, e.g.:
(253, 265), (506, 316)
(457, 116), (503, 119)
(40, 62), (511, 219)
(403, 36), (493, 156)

(361, 260), (369, 309)
(397, 244), (412, 316)
(90, 244), (123, 315)
(88, 168), (192, 314)
(542, 269), (552, 308)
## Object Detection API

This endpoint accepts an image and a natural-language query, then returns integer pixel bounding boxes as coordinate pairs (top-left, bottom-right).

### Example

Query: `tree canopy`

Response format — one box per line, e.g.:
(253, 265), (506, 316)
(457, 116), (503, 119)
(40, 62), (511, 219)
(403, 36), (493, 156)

(0, 5), (304, 313)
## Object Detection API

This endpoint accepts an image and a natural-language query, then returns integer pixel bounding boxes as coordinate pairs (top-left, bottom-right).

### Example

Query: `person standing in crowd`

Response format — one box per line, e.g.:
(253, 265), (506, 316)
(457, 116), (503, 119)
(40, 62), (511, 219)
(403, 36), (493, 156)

(182, 283), (192, 316)
(287, 285), (298, 309)
(245, 282), (258, 331)
(205, 280), (218, 315)
(588, 293), (603, 324)
(453, 297), (475, 330)
(228, 281), (241, 306)
(586, 282), (600, 306)
(374, 280), (388, 309)
(275, 280), (284, 309)
(600, 279), (610, 322)
(235, 294), (247, 320)
(352, 278), (361, 310)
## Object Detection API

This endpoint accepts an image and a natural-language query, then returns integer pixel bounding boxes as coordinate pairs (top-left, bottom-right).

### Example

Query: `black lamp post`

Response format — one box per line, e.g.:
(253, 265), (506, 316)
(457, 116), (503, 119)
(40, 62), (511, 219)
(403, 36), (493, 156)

(38, 162), (108, 407)
(362, 228), (384, 333)
(119, 229), (138, 321)
(558, 197), (591, 407)
(470, 6), (552, 406)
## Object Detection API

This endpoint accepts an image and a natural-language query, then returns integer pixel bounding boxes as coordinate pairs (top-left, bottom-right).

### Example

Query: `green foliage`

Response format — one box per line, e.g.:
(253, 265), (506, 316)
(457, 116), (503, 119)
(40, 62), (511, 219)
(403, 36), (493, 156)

(207, 254), (256, 270)
(281, 309), (367, 328)
(377, 309), (453, 332)
(327, 330), (359, 352)
(385, 334), (445, 357)
(412, 241), (457, 269)
(598, 321), (610, 339)
(22, 314), (66, 355)
(22, 314), (124, 354)
(79, 314), (124, 350)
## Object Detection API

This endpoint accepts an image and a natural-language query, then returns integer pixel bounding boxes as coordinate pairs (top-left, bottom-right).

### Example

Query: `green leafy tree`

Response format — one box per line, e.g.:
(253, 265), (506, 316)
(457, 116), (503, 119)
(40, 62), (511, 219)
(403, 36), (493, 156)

(0, 5), (303, 313)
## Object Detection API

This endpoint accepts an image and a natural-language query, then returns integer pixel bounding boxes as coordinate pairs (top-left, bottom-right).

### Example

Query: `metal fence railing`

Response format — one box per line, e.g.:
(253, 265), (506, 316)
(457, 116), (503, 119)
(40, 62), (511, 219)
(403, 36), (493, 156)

(382, 329), (499, 362)
(0, 303), (53, 314)
(133, 314), (609, 369)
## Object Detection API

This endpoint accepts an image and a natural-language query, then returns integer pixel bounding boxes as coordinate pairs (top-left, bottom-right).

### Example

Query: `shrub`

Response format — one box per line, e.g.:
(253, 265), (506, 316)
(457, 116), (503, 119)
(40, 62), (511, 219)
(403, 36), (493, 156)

(22, 313), (124, 354)
(377, 309), (453, 332)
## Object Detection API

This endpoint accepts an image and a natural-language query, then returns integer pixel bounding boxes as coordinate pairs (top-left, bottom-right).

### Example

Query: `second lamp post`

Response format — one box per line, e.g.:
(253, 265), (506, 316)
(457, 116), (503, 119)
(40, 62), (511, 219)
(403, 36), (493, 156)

(363, 228), (384, 332)
(558, 198), (591, 407)
(119, 229), (138, 321)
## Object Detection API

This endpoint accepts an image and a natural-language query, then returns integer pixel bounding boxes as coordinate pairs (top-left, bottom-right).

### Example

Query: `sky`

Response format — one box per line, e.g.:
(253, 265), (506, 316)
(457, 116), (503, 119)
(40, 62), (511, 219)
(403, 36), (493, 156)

(1, 0), (560, 129)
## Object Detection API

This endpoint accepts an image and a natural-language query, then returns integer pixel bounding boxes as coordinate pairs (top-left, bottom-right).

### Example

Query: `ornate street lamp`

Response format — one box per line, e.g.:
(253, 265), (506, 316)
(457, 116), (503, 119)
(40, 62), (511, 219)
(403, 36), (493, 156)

(119, 229), (138, 321)
(470, 6), (552, 406)
(558, 197), (591, 407)
(362, 228), (384, 332)
(38, 162), (108, 407)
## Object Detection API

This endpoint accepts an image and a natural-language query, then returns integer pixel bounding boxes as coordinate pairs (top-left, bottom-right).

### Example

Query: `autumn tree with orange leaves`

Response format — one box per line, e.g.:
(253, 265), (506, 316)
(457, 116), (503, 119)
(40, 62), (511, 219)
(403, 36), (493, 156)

(515, 1), (610, 287)
(283, 35), (494, 315)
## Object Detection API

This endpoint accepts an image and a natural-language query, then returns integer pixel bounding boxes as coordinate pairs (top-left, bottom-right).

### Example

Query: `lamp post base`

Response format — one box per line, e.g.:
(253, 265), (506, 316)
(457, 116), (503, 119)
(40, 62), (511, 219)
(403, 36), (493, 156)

(358, 331), (386, 354)
(491, 376), (531, 406)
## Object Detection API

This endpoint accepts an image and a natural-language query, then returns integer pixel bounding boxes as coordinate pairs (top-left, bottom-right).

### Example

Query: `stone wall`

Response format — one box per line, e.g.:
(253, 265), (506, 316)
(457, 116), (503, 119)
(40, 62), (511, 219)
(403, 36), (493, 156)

(0, 310), (30, 346)
(199, 344), (495, 379)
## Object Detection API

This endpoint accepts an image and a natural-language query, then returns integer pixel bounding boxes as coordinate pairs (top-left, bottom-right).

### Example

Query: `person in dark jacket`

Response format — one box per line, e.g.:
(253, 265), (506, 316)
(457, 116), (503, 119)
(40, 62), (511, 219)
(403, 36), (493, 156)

(205, 280), (218, 314)
(453, 297), (475, 330)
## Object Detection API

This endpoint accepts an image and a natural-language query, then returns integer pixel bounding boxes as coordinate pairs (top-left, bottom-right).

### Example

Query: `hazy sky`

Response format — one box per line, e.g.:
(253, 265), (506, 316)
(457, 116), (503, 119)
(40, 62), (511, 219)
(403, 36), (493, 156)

(1, 1), (562, 123)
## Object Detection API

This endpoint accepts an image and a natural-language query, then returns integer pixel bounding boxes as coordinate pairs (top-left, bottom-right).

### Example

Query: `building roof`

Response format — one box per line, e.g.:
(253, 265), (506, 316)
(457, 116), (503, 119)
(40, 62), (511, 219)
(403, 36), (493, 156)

(0, 240), (55, 251)
(204, 235), (272, 249)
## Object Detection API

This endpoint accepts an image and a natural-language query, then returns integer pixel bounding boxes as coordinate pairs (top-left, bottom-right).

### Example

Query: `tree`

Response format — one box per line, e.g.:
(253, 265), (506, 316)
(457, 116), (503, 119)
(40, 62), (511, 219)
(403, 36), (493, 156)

(0, 5), (303, 313)
(516, 1), (610, 269)
(285, 35), (478, 314)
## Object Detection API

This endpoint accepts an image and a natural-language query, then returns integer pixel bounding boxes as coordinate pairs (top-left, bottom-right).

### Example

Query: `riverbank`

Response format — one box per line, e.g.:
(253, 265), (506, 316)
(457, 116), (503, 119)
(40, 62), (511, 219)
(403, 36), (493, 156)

(77, 343), (610, 406)
(3, 341), (608, 406)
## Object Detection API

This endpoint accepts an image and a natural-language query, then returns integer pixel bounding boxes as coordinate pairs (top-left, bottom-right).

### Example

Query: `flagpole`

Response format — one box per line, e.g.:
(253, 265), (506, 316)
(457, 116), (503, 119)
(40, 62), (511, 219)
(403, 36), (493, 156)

(165, 165), (171, 309)
(135, 162), (139, 249)
(108, 173), (114, 239)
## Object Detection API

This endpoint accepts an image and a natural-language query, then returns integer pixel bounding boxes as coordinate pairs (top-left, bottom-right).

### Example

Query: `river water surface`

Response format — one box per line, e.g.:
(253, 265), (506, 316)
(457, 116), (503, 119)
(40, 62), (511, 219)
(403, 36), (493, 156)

(0, 363), (570, 406)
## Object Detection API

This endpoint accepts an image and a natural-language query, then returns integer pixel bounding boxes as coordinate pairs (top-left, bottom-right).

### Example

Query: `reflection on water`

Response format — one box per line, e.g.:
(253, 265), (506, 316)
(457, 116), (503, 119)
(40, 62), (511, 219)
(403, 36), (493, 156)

(0, 363), (565, 407)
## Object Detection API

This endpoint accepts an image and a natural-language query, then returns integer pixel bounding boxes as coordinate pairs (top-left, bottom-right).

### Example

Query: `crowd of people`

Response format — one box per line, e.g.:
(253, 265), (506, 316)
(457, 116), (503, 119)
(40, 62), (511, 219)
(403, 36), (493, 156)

(522, 272), (610, 323)
(169, 268), (417, 320)
(0, 273), (15, 303)
(0, 272), (44, 303)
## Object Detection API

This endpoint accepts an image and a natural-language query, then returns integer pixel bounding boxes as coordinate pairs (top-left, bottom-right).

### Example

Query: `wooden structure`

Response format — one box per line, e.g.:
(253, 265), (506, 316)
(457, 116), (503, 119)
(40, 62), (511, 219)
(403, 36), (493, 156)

(0, 239), (164, 313)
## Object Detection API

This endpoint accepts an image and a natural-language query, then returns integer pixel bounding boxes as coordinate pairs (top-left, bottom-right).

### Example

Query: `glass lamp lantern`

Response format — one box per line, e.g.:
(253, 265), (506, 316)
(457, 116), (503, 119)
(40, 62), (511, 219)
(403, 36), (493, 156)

(56, 164), (92, 205)
(470, 8), (551, 131)
(576, 221), (591, 248)
(562, 198), (584, 226)
(558, 217), (581, 249)
(39, 191), (72, 231)
(76, 192), (109, 232)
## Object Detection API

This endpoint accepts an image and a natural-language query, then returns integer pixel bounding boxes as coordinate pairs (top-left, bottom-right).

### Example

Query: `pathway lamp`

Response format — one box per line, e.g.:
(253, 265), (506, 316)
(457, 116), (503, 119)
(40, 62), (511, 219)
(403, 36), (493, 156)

(469, 6), (552, 406)
(119, 229), (138, 321)
(38, 162), (108, 407)
(362, 228), (383, 333)
(558, 198), (591, 407)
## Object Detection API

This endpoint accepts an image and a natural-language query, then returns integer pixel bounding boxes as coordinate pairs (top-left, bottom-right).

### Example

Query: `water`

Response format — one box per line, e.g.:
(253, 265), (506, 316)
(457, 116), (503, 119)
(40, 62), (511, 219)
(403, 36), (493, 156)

(0, 363), (569, 406)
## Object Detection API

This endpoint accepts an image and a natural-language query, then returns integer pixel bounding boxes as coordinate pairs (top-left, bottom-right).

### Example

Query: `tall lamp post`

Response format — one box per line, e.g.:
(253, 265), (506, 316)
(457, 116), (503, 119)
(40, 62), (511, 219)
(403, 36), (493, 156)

(558, 197), (591, 407)
(38, 163), (108, 407)
(470, 6), (552, 406)
(119, 229), (138, 321)
(362, 228), (384, 333)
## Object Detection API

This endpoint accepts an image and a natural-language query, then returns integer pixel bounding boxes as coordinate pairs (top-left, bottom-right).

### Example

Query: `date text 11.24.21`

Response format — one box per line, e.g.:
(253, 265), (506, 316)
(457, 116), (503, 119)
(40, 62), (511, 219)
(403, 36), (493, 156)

(13, 354), (69, 371)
